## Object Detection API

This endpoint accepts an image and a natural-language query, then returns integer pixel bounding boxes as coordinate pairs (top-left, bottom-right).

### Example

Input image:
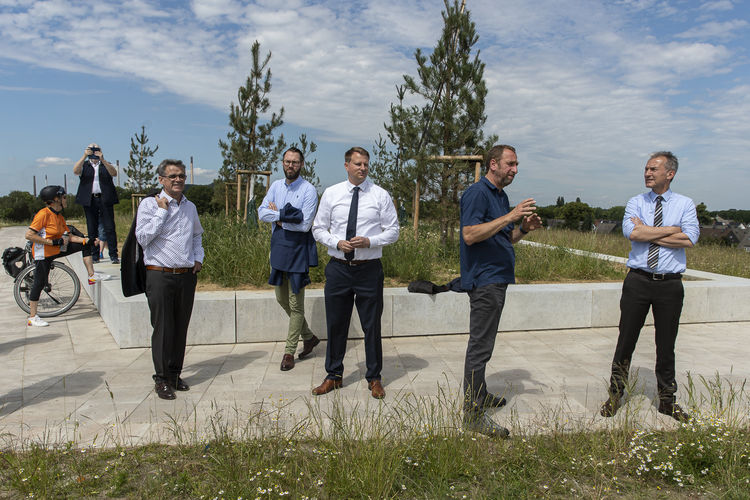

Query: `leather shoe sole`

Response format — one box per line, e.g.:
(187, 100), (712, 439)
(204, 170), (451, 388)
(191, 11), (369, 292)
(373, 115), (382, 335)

(368, 379), (385, 399)
(312, 378), (342, 395)
(600, 397), (622, 417)
(155, 382), (176, 400)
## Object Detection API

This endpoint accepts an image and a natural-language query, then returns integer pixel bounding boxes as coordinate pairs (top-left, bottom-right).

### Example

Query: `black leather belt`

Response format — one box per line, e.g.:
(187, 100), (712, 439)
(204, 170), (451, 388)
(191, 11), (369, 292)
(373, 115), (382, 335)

(629, 268), (682, 281)
(331, 257), (379, 267)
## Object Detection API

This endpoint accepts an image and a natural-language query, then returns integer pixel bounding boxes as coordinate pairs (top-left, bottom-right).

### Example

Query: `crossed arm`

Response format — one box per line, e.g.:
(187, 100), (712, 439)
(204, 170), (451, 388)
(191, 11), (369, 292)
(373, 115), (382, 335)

(462, 198), (542, 246)
(628, 217), (693, 248)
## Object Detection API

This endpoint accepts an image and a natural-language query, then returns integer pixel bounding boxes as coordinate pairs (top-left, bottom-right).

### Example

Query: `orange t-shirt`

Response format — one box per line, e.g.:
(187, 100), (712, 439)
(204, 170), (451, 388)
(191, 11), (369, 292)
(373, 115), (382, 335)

(29, 207), (69, 260)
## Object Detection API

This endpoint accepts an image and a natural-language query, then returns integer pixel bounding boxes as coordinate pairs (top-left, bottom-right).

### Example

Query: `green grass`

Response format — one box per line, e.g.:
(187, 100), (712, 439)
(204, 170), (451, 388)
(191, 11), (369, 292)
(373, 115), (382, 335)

(2, 375), (749, 498)
(527, 228), (750, 279)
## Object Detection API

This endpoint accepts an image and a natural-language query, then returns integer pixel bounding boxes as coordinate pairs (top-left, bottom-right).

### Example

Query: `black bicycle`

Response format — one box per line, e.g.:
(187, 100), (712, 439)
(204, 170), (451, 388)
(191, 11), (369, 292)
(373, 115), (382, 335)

(2, 242), (81, 317)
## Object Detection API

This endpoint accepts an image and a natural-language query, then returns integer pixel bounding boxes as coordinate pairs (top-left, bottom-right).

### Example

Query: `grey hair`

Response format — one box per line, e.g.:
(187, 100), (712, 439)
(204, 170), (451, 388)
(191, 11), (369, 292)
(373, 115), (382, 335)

(650, 151), (678, 173)
(157, 159), (186, 176)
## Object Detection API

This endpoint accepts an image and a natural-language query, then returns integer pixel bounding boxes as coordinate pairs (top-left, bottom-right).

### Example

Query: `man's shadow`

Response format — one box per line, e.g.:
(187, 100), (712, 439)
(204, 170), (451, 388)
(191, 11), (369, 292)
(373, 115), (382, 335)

(0, 370), (106, 417)
(0, 333), (61, 355)
(182, 352), (266, 387)
(485, 368), (546, 405)
(342, 354), (429, 388)
(621, 365), (661, 408)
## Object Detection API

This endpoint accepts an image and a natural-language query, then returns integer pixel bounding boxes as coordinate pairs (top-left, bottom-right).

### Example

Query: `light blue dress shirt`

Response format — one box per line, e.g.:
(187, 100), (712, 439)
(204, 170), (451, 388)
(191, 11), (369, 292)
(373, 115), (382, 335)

(623, 189), (699, 274)
(258, 177), (318, 232)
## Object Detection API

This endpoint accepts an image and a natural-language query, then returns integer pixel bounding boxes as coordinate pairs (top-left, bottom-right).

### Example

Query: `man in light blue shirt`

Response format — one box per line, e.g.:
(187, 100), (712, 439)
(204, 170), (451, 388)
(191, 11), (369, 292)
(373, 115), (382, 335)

(259, 147), (320, 371)
(601, 151), (699, 422)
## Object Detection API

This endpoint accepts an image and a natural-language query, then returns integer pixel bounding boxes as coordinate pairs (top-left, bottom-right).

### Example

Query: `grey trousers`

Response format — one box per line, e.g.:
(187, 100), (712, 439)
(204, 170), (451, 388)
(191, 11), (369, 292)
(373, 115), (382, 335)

(463, 282), (508, 413)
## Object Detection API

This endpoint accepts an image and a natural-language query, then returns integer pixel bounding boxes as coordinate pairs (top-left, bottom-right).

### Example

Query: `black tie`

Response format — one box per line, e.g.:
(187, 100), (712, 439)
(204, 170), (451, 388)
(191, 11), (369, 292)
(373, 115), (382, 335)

(345, 186), (360, 261)
(647, 195), (663, 270)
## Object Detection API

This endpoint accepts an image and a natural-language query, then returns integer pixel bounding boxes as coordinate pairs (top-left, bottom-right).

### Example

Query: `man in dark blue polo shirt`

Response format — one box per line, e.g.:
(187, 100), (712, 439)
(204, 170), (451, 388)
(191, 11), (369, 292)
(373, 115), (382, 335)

(460, 144), (542, 437)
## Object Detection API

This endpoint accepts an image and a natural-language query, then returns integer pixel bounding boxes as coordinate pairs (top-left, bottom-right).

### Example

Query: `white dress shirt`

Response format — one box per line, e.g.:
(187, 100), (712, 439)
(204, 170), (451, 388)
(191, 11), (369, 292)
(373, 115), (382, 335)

(312, 178), (399, 260)
(91, 160), (102, 194)
(136, 190), (205, 268)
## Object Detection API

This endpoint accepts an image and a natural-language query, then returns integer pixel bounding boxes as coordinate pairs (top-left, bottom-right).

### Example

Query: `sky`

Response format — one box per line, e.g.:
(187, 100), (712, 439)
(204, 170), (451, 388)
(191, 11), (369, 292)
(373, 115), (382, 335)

(1, 0), (748, 210)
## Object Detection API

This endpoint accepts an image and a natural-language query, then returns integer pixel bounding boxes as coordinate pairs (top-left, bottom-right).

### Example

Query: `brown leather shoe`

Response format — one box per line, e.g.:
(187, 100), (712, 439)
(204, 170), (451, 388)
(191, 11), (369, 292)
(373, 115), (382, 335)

(155, 382), (176, 400)
(368, 379), (385, 399)
(312, 378), (342, 395)
(280, 354), (295, 371)
(298, 335), (320, 359)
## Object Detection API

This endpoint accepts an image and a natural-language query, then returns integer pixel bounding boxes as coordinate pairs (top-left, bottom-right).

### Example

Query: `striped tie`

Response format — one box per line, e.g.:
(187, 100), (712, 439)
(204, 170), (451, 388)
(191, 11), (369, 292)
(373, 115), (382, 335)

(647, 195), (663, 270)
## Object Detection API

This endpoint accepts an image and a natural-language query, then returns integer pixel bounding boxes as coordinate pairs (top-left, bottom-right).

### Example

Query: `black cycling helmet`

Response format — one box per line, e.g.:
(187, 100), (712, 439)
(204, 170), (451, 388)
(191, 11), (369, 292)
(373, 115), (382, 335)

(39, 185), (66, 204)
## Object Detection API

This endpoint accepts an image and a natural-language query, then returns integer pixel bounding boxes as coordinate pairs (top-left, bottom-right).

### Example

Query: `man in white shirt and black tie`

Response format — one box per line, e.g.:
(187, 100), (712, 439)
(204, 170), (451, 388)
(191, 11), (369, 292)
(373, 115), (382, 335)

(311, 147), (399, 399)
(136, 159), (204, 400)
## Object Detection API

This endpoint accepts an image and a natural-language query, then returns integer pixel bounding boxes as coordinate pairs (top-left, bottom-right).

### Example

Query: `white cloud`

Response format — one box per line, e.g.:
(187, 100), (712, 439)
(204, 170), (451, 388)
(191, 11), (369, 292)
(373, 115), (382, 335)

(700, 0), (734, 12)
(676, 19), (748, 40)
(36, 156), (72, 167)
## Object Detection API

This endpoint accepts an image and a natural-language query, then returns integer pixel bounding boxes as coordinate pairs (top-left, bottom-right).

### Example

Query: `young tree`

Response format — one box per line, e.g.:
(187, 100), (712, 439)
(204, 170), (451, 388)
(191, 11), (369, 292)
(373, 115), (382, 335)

(376, 0), (497, 244)
(218, 40), (286, 183)
(125, 125), (159, 193)
(289, 133), (320, 189)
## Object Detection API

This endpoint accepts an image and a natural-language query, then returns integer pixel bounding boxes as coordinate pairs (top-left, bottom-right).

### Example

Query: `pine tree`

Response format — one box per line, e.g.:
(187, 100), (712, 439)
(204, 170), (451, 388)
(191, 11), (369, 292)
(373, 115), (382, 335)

(218, 40), (286, 182)
(125, 125), (159, 193)
(377, 0), (496, 244)
(289, 133), (320, 188)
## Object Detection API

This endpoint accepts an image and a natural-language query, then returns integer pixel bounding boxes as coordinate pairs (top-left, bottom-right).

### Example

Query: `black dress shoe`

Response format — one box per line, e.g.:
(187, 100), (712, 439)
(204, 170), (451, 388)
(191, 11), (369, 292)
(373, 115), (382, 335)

(482, 392), (507, 409)
(171, 377), (190, 391)
(658, 401), (691, 423)
(600, 396), (622, 417)
(155, 382), (176, 400)
(299, 335), (320, 359)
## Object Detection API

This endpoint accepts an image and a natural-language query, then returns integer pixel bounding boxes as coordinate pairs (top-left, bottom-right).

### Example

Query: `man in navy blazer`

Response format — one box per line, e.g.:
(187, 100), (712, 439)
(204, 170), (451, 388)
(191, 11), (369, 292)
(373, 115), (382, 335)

(259, 147), (320, 371)
(74, 143), (120, 264)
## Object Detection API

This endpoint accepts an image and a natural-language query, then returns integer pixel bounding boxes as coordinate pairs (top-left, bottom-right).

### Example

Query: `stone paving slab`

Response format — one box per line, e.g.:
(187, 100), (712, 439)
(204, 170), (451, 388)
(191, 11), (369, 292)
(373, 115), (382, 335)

(1, 225), (749, 449)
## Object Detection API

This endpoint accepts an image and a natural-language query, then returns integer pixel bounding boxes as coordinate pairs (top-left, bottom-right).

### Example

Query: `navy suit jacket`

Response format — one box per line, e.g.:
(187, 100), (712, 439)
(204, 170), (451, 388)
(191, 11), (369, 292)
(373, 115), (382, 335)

(75, 161), (119, 206)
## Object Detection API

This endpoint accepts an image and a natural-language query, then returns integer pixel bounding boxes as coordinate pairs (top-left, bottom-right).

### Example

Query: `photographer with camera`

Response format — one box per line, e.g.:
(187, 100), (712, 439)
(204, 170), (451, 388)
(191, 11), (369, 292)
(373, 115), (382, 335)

(74, 143), (120, 264)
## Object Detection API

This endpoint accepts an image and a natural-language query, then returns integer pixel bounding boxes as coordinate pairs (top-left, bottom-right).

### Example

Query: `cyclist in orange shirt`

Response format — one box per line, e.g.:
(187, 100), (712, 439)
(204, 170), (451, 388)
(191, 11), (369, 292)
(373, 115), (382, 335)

(24, 185), (110, 327)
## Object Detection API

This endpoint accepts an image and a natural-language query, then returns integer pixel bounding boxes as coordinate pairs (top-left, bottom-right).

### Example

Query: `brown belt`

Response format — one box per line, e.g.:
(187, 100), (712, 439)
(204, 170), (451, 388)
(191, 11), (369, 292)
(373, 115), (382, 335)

(330, 257), (379, 266)
(146, 265), (192, 274)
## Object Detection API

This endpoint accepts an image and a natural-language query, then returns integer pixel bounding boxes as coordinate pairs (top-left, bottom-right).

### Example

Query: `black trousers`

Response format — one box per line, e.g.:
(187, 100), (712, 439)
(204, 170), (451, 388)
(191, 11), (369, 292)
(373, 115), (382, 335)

(323, 259), (384, 382)
(83, 195), (118, 259)
(145, 270), (197, 383)
(608, 270), (684, 403)
(30, 234), (94, 301)
(464, 282), (508, 412)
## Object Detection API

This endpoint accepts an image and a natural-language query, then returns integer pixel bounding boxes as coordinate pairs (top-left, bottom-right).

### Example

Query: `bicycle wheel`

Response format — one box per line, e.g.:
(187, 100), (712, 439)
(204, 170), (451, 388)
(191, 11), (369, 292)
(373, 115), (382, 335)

(13, 261), (81, 317)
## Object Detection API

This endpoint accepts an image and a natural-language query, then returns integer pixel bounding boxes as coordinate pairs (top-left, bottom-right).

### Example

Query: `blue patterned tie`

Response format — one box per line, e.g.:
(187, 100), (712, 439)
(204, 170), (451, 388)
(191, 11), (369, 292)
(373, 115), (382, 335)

(345, 186), (360, 261)
(647, 195), (663, 270)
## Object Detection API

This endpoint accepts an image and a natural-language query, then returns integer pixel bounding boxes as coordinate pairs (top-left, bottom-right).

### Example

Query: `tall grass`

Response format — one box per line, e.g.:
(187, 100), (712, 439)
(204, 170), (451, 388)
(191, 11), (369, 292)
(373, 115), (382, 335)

(527, 228), (750, 279)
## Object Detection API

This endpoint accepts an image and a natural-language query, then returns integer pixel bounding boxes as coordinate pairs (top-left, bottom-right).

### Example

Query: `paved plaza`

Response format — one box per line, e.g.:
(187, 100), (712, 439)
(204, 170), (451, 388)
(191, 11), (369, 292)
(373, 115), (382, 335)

(1, 226), (748, 448)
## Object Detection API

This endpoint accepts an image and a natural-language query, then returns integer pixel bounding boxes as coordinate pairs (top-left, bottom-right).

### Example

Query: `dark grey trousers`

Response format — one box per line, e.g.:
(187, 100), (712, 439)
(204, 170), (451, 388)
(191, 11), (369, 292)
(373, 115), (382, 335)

(463, 282), (508, 413)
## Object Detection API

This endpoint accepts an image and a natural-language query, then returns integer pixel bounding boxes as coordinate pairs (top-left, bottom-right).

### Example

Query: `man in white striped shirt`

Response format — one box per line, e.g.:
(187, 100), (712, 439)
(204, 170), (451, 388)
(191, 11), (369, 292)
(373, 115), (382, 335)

(136, 159), (204, 400)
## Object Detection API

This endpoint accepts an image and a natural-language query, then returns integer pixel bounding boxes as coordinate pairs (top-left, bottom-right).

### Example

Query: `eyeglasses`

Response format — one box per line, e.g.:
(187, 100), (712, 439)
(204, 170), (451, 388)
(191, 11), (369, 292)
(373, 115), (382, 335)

(161, 173), (187, 180)
(283, 160), (302, 166)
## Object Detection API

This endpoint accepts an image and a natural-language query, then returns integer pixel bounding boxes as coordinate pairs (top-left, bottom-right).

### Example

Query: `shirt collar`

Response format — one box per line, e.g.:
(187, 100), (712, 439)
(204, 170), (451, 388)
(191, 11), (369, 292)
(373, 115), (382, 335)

(649, 189), (672, 202)
(285, 176), (304, 189)
(480, 175), (500, 192)
(159, 189), (187, 205)
(347, 178), (371, 192)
